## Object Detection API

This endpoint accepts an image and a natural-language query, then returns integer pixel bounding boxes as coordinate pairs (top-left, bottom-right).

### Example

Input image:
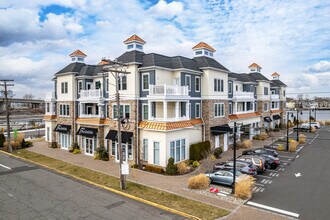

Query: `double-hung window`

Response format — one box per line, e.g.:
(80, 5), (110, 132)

(195, 103), (201, 118)
(61, 82), (68, 94)
(214, 103), (225, 117)
(142, 104), (148, 120)
(170, 139), (186, 163)
(59, 104), (70, 116)
(78, 81), (83, 94)
(142, 73), (149, 91)
(229, 102), (233, 114)
(214, 79), (224, 92)
(105, 77), (109, 93)
(185, 75), (191, 91)
(113, 104), (130, 119)
(118, 75), (127, 90)
(228, 81), (232, 94)
(143, 139), (148, 160)
(264, 87), (269, 95)
(195, 76), (200, 92)
(264, 103), (268, 111)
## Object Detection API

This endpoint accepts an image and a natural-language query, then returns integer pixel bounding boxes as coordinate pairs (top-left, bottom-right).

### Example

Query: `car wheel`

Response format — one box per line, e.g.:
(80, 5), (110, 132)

(209, 178), (213, 184)
(265, 163), (270, 169)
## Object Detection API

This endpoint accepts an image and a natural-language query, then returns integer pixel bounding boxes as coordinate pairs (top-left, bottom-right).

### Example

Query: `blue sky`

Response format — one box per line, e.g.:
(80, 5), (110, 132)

(0, 0), (329, 99)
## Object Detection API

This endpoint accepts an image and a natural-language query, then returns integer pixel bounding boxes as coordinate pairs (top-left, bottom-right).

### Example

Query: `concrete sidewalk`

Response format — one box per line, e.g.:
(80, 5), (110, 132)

(26, 133), (290, 219)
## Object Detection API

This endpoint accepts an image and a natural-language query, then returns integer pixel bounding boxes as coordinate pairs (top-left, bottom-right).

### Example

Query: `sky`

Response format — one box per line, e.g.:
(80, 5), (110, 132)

(0, 0), (329, 99)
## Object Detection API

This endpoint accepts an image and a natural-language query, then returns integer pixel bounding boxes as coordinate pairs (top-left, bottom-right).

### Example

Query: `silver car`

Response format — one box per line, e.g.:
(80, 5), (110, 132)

(205, 169), (242, 186)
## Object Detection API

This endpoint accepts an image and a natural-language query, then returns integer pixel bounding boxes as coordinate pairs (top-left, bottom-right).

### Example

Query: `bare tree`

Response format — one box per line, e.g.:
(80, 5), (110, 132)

(23, 93), (34, 99)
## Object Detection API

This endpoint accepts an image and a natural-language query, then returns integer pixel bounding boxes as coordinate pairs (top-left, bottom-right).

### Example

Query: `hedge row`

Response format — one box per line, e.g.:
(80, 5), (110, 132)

(189, 141), (211, 161)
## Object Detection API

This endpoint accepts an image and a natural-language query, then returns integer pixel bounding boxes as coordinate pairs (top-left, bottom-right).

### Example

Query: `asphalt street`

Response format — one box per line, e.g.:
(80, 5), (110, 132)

(0, 153), (183, 220)
(248, 126), (330, 219)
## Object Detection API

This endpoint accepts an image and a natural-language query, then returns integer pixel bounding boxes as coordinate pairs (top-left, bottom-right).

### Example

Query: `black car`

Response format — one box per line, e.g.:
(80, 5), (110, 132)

(213, 161), (257, 177)
(242, 148), (278, 157)
(242, 148), (280, 169)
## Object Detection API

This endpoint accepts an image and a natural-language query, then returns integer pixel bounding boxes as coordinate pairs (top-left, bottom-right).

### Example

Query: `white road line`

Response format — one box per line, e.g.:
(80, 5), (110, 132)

(296, 155), (300, 159)
(275, 174), (279, 177)
(269, 170), (279, 173)
(268, 180), (273, 184)
(260, 188), (265, 192)
(254, 183), (265, 187)
(278, 155), (294, 159)
(246, 201), (299, 218)
(261, 179), (266, 183)
(258, 175), (271, 179)
(264, 180), (269, 184)
(0, 163), (11, 170)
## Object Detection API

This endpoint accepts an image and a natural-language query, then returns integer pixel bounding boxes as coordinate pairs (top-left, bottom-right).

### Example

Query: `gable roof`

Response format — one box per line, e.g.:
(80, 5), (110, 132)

(56, 62), (86, 75)
(192, 42), (216, 52)
(248, 63), (261, 69)
(193, 56), (229, 71)
(271, 72), (280, 76)
(228, 72), (257, 83)
(271, 79), (287, 87)
(249, 72), (270, 81)
(124, 34), (146, 44)
(117, 51), (144, 64)
(69, 49), (87, 57)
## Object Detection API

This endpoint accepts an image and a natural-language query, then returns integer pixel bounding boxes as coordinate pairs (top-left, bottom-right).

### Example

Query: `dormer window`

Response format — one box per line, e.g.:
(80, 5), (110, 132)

(69, 49), (87, 63)
(195, 50), (202, 55)
(136, 44), (143, 50)
(209, 52), (213, 57)
(251, 69), (255, 72)
(192, 42), (216, 58)
(77, 57), (84, 62)
(204, 51), (209, 56)
(72, 58), (75, 61)
(127, 44), (134, 49)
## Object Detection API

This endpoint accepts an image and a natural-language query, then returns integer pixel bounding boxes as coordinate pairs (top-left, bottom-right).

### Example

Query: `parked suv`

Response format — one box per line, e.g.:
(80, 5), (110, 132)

(237, 155), (265, 173)
(242, 148), (278, 157)
(213, 161), (257, 177)
(205, 168), (242, 186)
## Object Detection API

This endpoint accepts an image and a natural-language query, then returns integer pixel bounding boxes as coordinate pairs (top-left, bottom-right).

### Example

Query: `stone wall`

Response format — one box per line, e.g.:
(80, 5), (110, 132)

(202, 99), (228, 149)
(257, 101), (271, 127)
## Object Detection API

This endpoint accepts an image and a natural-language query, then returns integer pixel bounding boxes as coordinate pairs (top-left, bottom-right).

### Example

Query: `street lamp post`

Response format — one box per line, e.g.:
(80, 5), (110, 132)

(286, 112), (290, 151)
(309, 107), (312, 132)
(295, 108), (303, 141)
(232, 122), (237, 194)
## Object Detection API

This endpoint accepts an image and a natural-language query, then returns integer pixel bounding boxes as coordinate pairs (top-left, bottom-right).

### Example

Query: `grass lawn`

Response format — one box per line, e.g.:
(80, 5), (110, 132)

(13, 149), (229, 220)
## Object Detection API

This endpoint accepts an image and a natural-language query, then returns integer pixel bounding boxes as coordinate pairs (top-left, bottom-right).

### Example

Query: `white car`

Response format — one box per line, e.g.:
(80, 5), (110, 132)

(310, 122), (320, 129)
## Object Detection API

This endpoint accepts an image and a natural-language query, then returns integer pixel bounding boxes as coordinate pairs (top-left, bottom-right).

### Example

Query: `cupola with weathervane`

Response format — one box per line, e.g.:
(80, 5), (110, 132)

(124, 34), (146, 52)
(271, 72), (280, 80)
(192, 42), (216, 58)
(69, 49), (87, 63)
(248, 63), (262, 73)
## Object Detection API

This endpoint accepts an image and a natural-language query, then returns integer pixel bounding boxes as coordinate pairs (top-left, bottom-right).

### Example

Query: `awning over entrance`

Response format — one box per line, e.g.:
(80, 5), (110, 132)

(77, 127), (98, 138)
(264, 117), (272, 123)
(273, 115), (281, 120)
(105, 130), (133, 143)
(54, 124), (71, 133)
(210, 124), (233, 135)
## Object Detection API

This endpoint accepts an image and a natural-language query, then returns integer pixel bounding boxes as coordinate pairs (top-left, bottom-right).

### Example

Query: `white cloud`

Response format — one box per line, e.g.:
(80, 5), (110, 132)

(148, 0), (184, 19)
(308, 61), (330, 73)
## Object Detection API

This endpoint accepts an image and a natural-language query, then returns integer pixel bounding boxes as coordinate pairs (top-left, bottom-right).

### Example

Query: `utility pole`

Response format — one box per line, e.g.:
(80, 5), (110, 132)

(0, 79), (14, 153)
(103, 59), (130, 190)
(232, 122), (237, 195)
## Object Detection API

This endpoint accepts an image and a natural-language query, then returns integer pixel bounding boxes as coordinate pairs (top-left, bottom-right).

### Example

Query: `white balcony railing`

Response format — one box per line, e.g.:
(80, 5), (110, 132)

(149, 116), (190, 122)
(271, 94), (280, 100)
(79, 114), (102, 118)
(79, 89), (103, 100)
(257, 94), (271, 100)
(45, 91), (56, 101)
(149, 84), (189, 96)
(232, 91), (255, 101)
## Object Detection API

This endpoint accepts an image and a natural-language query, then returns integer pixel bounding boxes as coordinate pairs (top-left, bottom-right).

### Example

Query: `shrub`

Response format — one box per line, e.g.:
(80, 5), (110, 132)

(239, 140), (252, 149)
(73, 149), (81, 154)
(235, 175), (255, 199)
(299, 134), (306, 144)
(213, 147), (223, 159)
(24, 141), (33, 148)
(192, 161), (200, 168)
(289, 140), (298, 152)
(95, 147), (109, 161)
(311, 127), (316, 133)
(259, 132), (268, 141)
(50, 142), (58, 148)
(189, 141), (211, 161)
(325, 121), (330, 126)
(71, 142), (80, 150)
(0, 132), (5, 148)
(177, 161), (188, 175)
(278, 122), (283, 129)
(166, 157), (177, 175)
(144, 164), (164, 174)
(188, 174), (210, 189)
(253, 135), (262, 140)
(318, 121), (325, 126)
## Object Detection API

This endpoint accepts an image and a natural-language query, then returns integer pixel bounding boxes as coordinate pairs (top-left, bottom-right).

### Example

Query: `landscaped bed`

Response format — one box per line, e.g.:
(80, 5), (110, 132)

(11, 149), (229, 220)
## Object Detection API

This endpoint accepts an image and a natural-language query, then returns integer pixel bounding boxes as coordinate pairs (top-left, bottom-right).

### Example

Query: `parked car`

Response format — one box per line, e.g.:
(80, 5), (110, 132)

(242, 148), (278, 157)
(293, 123), (310, 132)
(263, 155), (280, 169)
(237, 155), (265, 173)
(205, 168), (242, 186)
(310, 122), (320, 129)
(213, 161), (257, 177)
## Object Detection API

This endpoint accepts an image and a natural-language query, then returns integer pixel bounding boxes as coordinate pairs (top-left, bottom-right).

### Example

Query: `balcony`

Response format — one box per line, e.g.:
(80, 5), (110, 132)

(257, 94), (271, 101)
(149, 116), (190, 122)
(148, 84), (189, 99)
(79, 89), (103, 102)
(79, 114), (102, 118)
(271, 94), (280, 100)
(45, 92), (56, 102)
(232, 91), (255, 101)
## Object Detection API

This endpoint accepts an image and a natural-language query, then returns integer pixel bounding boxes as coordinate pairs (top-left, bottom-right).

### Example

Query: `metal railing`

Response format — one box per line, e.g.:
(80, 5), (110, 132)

(79, 89), (103, 100)
(149, 84), (189, 96)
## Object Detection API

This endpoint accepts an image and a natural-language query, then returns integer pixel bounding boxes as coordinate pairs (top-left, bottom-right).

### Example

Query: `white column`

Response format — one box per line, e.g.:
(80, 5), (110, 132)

(98, 103), (104, 118)
(49, 102), (54, 115)
(148, 101), (152, 120)
(175, 101), (179, 119)
(163, 101), (167, 121)
(234, 102), (238, 114)
(249, 124), (253, 140)
(80, 103), (83, 116)
(244, 102), (247, 112)
(186, 101), (190, 119)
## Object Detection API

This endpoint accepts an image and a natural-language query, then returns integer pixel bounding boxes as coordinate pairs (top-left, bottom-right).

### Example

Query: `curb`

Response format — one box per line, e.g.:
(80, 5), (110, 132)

(0, 150), (201, 220)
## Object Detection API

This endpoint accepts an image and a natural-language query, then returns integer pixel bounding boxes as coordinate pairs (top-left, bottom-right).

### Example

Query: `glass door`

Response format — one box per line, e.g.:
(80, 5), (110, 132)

(60, 133), (69, 150)
(84, 138), (94, 156)
(115, 143), (128, 163)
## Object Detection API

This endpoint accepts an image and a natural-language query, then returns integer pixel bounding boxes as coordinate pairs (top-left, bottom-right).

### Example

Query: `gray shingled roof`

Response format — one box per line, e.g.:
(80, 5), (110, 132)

(117, 51), (144, 64)
(271, 79), (287, 87)
(228, 72), (257, 82)
(249, 72), (270, 81)
(193, 56), (229, 71)
(56, 62), (86, 75)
